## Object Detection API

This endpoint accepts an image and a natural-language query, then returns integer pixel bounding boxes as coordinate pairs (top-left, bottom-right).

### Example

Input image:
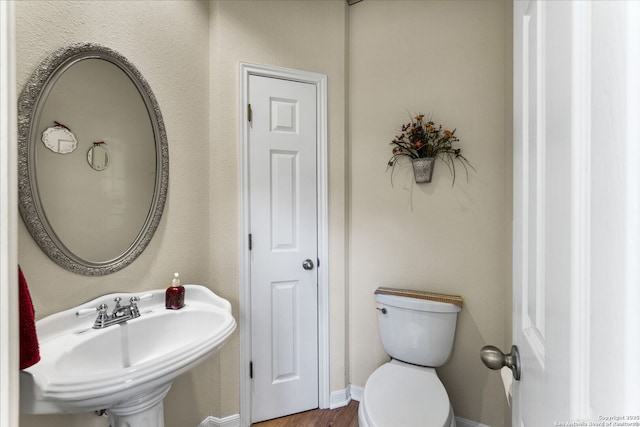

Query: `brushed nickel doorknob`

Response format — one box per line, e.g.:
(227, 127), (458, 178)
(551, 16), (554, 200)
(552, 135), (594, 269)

(481, 344), (521, 381)
(302, 259), (314, 270)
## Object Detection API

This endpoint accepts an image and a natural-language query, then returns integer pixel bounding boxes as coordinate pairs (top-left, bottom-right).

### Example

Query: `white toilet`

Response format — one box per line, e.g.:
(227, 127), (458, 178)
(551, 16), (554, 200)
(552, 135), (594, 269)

(358, 288), (462, 427)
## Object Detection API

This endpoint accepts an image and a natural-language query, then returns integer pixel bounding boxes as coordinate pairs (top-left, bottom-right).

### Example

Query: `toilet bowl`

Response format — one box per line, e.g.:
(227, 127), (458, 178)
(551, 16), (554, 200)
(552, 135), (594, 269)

(358, 360), (455, 427)
(359, 288), (462, 427)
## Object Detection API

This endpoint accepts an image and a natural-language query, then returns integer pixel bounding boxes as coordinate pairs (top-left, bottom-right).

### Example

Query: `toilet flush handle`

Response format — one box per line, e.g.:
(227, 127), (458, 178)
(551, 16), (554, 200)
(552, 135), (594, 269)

(376, 307), (387, 314)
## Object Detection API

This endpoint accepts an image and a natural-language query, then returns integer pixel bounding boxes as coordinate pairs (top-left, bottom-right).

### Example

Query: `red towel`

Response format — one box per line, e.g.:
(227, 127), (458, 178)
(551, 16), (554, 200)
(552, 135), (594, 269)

(19, 266), (40, 370)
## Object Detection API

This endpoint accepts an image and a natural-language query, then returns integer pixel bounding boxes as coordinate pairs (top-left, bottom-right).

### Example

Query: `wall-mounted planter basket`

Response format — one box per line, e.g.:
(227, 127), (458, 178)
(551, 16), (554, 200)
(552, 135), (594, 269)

(411, 157), (436, 183)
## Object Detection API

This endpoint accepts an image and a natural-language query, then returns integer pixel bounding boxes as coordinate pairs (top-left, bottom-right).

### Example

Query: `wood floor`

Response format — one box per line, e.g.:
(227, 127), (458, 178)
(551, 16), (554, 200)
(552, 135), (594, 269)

(251, 400), (359, 427)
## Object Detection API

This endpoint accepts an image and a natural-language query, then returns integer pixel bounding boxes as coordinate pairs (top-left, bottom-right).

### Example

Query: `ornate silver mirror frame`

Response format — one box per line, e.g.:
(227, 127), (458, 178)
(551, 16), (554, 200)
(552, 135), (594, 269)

(18, 43), (168, 276)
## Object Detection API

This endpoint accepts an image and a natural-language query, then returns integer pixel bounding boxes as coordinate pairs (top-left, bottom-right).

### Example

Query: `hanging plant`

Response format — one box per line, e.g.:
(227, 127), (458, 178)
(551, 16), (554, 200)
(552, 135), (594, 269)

(387, 114), (473, 184)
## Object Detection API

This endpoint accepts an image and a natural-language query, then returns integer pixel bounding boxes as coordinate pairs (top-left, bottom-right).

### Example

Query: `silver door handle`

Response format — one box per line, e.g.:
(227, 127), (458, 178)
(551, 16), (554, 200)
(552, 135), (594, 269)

(480, 344), (521, 381)
(302, 259), (314, 270)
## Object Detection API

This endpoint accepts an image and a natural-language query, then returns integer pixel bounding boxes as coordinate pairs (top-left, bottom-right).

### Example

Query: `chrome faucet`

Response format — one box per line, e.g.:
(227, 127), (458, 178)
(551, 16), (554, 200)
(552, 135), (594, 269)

(76, 294), (151, 329)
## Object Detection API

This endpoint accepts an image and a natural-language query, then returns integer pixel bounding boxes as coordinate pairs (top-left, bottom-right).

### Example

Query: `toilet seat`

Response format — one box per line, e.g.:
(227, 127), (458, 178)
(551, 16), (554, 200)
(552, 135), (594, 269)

(360, 361), (454, 427)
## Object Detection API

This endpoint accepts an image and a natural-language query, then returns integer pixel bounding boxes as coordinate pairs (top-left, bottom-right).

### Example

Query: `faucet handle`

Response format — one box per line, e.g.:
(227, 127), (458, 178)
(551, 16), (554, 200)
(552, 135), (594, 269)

(129, 296), (141, 318)
(129, 293), (153, 305)
(93, 303), (110, 329)
(75, 307), (98, 318)
(129, 294), (151, 318)
(76, 303), (110, 318)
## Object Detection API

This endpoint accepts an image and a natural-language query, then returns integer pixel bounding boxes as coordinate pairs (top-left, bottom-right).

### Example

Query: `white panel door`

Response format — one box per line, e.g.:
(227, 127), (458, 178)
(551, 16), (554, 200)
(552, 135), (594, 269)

(513, 1), (569, 424)
(249, 75), (318, 423)
(513, 1), (640, 425)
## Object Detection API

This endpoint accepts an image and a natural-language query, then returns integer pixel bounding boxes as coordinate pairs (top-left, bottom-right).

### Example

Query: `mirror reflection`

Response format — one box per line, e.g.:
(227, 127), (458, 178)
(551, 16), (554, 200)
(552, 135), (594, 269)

(18, 43), (168, 275)
(87, 143), (110, 172)
(36, 58), (155, 263)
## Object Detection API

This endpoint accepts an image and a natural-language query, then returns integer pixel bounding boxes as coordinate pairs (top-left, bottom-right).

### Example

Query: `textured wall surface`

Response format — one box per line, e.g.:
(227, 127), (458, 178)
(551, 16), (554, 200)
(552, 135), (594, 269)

(16, 1), (211, 426)
(348, 1), (511, 426)
(17, 0), (349, 424)
(208, 0), (349, 415)
(16, 1), (511, 426)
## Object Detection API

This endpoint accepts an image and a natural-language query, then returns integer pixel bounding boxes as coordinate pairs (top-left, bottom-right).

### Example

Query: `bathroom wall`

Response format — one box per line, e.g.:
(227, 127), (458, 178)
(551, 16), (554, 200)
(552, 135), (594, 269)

(208, 0), (349, 416)
(348, 1), (511, 426)
(16, 0), (349, 423)
(16, 1), (212, 426)
(16, 1), (511, 426)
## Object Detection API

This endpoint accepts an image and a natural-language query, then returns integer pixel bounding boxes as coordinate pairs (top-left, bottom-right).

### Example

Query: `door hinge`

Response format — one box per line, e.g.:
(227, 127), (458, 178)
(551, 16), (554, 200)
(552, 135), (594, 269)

(247, 104), (252, 123)
(249, 233), (252, 251)
(250, 361), (253, 379)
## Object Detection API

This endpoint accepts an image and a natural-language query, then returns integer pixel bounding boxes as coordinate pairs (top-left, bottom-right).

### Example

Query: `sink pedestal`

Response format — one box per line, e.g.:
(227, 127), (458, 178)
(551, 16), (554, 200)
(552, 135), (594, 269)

(107, 384), (172, 427)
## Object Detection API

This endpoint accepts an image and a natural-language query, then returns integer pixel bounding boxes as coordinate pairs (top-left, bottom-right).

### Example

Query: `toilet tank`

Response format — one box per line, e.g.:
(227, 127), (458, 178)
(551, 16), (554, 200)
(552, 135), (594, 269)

(376, 291), (461, 367)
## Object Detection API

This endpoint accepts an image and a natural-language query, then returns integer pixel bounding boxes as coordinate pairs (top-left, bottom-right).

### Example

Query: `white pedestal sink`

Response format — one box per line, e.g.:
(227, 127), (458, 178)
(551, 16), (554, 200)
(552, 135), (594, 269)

(20, 285), (236, 427)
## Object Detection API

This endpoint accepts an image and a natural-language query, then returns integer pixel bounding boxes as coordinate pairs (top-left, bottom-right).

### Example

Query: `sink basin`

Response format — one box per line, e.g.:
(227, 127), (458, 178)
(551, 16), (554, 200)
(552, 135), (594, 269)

(20, 285), (236, 425)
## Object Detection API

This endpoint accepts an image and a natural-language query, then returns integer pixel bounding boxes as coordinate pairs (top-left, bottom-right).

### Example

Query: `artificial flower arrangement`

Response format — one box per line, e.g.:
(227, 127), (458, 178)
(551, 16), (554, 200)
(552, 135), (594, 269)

(387, 114), (473, 184)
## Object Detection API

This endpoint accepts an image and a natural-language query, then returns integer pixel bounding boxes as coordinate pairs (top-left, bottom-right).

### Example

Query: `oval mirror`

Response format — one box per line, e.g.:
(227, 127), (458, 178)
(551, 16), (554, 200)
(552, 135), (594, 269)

(18, 43), (168, 276)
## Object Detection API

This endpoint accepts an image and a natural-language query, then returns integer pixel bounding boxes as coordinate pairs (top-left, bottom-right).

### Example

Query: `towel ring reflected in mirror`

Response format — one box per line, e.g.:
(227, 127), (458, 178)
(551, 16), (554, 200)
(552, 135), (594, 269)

(18, 43), (169, 276)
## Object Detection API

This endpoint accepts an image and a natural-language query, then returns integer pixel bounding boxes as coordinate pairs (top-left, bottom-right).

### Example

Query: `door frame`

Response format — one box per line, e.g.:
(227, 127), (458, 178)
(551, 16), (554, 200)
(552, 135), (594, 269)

(0, 2), (19, 426)
(238, 62), (329, 426)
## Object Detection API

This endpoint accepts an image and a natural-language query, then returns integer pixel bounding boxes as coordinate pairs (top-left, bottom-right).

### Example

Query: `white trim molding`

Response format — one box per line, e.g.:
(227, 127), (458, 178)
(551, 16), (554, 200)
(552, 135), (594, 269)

(455, 418), (493, 427)
(569, 1), (592, 416)
(238, 62), (329, 427)
(198, 414), (241, 427)
(349, 385), (363, 402)
(0, 3), (19, 427)
(624, 0), (640, 410)
(329, 386), (352, 409)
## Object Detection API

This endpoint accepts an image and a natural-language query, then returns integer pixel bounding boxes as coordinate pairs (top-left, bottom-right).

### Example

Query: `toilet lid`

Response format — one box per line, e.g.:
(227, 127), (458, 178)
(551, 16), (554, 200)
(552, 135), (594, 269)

(362, 362), (452, 427)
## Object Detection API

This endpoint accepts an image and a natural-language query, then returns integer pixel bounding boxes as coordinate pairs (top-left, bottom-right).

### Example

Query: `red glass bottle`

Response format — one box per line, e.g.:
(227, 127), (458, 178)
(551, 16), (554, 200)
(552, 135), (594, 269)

(165, 272), (185, 309)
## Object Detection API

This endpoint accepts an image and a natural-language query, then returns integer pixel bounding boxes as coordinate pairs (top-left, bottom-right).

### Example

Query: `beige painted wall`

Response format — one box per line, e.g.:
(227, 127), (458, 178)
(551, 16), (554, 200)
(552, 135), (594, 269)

(16, 1), (212, 426)
(208, 0), (349, 415)
(16, 0), (349, 424)
(16, 0), (511, 425)
(348, 1), (510, 426)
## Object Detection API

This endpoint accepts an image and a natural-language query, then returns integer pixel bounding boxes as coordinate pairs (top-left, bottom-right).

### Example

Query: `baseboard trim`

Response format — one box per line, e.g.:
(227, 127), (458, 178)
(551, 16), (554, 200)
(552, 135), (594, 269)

(455, 417), (492, 427)
(329, 386), (352, 409)
(197, 387), (491, 427)
(198, 414), (241, 427)
(349, 384), (363, 402)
